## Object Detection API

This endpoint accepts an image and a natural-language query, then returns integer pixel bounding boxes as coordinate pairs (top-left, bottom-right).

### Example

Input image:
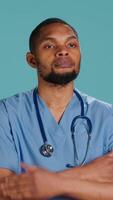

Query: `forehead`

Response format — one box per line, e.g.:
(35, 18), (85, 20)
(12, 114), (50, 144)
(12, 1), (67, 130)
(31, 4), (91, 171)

(38, 23), (77, 41)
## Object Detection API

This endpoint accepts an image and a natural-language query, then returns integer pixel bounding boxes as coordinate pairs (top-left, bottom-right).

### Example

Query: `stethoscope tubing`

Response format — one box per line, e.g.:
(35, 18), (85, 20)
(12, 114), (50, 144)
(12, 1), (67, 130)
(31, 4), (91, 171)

(33, 88), (92, 163)
(33, 88), (47, 143)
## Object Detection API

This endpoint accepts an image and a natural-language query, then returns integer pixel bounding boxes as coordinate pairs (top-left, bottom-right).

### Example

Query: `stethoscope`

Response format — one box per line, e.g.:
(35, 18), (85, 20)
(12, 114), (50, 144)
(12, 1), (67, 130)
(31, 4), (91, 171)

(33, 88), (92, 166)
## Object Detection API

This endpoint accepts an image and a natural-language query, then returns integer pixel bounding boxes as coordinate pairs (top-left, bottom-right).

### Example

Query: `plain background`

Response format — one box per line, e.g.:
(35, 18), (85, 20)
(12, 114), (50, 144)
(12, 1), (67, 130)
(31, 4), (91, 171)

(0, 0), (113, 103)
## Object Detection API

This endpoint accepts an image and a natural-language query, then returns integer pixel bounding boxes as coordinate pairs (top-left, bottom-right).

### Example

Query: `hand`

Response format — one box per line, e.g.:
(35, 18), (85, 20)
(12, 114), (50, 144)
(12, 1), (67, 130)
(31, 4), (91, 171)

(58, 151), (113, 183)
(1, 164), (63, 200)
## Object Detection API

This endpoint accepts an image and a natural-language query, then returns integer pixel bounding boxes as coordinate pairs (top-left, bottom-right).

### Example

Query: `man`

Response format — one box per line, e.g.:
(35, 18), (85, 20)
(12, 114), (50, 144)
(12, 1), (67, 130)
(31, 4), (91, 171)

(0, 18), (113, 199)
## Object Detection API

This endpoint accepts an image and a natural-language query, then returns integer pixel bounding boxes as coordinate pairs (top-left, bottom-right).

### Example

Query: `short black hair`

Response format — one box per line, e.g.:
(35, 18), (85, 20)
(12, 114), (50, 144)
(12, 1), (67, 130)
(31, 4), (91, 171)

(29, 17), (78, 53)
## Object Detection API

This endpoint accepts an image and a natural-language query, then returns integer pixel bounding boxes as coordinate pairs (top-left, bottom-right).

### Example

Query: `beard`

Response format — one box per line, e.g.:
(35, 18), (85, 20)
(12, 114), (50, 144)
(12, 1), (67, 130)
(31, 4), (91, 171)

(41, 70), (80, 85)
(37, 57), (81, 85)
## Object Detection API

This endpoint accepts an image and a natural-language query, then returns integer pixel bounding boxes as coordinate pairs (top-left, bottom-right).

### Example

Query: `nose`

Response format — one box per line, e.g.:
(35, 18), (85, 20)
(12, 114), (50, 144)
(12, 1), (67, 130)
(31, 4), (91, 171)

(56, 47), (69, 57)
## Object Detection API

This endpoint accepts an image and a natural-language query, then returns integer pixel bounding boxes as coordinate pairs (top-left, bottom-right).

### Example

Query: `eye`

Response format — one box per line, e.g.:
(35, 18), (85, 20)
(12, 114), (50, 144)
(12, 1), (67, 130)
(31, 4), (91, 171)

(67, 43), (77, 48)
(44, 44), (55, 49)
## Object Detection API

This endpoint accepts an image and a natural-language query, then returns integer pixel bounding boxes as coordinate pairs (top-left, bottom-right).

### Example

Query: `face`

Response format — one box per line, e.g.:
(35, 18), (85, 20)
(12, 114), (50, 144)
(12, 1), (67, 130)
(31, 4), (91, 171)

(28, 23), (81, 85)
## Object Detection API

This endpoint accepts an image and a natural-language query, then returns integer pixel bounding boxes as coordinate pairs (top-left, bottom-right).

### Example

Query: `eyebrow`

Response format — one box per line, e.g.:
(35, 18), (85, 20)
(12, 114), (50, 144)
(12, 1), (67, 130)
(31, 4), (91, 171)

(39, 35), (78, 43)
(66, 36), (78, 41)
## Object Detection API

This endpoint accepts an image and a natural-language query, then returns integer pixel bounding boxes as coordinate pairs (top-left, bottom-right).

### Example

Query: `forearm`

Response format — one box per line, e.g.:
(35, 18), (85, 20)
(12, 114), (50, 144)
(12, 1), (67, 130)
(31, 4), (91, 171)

(58, 166), (84, 179)
(60, 176), (113, 200)
(1, 163), (113, 200)
(58, 154), (113, 183)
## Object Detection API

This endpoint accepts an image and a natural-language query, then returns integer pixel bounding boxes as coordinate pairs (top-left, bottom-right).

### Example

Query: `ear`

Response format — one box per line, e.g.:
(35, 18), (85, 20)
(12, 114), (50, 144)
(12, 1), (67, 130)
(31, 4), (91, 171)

(26, 52), (37, 69)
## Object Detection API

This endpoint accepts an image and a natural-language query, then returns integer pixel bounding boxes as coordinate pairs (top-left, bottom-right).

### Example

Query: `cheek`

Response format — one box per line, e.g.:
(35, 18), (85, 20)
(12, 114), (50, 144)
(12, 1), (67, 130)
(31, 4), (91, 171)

(36, 55), (53, 74)
(73, 51), (81, 63)
(38, 52), (53, 66)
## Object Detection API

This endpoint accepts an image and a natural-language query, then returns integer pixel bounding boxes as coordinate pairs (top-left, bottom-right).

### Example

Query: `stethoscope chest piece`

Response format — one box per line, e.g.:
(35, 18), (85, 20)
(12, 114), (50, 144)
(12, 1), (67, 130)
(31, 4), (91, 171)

(40, 143), (54, 157)
(33, 88), (92, 162)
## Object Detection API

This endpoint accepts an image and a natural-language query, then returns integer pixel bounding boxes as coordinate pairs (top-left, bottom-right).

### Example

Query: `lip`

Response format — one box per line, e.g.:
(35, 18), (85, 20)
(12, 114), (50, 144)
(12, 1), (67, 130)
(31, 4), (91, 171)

(53, 58), (74, 68)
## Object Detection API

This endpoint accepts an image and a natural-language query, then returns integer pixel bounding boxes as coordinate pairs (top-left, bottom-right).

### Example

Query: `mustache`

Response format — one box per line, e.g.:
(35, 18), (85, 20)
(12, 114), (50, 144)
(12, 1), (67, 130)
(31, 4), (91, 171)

(52, 57), (75, 68)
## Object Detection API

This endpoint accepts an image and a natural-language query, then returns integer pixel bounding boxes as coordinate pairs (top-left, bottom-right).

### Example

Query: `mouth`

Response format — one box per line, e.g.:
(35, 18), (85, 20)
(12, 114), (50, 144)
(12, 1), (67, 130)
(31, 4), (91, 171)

(53, 58), (75, 68)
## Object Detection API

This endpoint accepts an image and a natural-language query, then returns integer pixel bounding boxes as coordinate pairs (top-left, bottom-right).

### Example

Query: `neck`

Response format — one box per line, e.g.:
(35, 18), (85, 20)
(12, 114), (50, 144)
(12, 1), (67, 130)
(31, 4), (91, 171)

(37, 79), (74, 109)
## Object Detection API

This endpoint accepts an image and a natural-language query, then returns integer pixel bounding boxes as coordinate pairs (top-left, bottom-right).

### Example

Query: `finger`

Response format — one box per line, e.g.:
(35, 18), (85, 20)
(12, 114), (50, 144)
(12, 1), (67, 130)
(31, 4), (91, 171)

(21, 163), (37, 173)
(107, 151), (113, 157)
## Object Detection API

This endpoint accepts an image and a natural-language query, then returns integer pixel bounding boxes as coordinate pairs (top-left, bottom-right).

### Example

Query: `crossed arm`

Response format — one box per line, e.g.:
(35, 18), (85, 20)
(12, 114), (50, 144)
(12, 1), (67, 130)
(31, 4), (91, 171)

(1, 152), (113, 200)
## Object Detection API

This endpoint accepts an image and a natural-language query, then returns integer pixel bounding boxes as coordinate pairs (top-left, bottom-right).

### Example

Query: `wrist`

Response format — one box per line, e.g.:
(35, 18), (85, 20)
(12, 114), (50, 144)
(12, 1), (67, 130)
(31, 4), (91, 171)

(57, 166), (84, 180)
(51, 173), (67, 197)
(56, 173), (81, 198)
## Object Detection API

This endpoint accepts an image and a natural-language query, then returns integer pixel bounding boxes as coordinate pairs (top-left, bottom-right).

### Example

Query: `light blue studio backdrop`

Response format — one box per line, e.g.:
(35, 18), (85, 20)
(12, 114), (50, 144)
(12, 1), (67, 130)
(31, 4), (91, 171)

(0, 0), (113, 103)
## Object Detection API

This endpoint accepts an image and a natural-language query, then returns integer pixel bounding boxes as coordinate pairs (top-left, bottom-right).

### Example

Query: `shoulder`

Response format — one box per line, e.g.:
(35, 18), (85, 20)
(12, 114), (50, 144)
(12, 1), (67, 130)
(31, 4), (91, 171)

(77, 89), (113, 115)
(0, 88), (35, 113)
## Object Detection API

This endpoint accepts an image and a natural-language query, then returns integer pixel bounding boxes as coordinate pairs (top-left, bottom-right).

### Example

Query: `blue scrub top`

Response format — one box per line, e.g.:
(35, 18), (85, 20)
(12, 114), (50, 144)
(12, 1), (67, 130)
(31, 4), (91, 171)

(0, 88), (113, 199)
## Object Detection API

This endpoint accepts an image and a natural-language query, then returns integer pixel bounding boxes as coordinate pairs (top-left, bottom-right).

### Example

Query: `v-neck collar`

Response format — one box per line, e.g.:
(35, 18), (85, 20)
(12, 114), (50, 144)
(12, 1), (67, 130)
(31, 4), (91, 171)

(35, 90), (81, 140)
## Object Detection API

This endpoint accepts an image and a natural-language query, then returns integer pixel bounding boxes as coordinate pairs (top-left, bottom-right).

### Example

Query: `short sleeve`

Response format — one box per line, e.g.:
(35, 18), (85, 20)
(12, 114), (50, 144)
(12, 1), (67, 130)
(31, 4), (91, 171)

(105, 105), (113, 152)
(0, 101), (19, 173)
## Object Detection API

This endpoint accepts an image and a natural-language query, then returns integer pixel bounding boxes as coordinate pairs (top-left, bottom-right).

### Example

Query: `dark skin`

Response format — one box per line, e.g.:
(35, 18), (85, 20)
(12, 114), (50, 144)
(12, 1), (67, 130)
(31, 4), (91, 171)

(0, 23), (113, 200)
(26, 22), (81, 122)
